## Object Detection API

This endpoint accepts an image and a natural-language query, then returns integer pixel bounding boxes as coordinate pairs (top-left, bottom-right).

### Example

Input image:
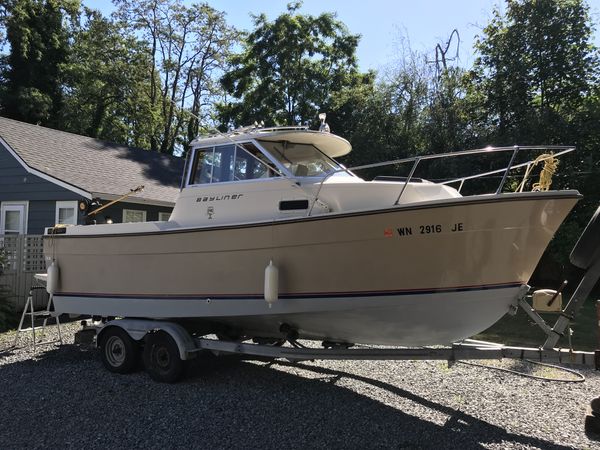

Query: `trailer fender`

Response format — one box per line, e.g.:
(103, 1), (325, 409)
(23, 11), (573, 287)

(99, 319), (197, 360)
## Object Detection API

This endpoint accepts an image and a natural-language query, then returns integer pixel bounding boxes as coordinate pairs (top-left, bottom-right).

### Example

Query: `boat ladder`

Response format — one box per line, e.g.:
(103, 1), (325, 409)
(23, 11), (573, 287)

(13, 286), (62, 352)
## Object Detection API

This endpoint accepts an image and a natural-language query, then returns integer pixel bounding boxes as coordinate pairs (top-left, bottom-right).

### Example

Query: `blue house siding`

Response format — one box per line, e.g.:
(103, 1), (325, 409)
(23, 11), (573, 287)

(88, 201), (173, 224)
(1, 133), (175, 234)
(0, 144), (81, 202)
(28, 200), (89, 234)
(0, 143), (86, 234)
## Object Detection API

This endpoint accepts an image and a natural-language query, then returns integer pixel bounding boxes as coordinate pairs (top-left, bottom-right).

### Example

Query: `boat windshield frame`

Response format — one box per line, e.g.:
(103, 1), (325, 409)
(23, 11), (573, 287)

(254, 139), (354, 179)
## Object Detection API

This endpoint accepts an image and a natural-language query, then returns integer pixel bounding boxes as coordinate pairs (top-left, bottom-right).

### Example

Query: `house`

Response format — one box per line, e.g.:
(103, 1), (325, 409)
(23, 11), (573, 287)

(0, 116), (184, 235)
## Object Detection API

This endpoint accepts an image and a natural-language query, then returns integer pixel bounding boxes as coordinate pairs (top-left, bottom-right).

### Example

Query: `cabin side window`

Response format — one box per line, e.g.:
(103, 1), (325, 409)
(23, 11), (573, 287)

(234, 143), (280, 180)
(188, 143), (279, 185)
(189, 147), (215, 184)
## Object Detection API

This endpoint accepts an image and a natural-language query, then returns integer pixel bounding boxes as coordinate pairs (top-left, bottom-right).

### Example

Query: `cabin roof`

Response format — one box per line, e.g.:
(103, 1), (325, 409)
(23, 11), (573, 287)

(191, 128), (352, 158)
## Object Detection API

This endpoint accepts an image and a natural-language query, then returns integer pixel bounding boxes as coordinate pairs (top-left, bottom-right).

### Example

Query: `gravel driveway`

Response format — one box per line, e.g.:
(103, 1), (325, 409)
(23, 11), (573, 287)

(0, 323), (599, 449)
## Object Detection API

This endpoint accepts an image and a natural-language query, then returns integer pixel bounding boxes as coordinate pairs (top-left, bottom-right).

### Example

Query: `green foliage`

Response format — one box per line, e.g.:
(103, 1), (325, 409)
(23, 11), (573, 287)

(60, 7), (156, 148)
(329, 75), (406, 176)
(0, 0), (235, 154)
(219, 2), (361, 127)
(114, 0), (236, 154)
(471, 0), (599, 144)
(0, 0), (80, 126)
(330, 45), (479, 178)
(0, 248), (16, 332)
(470, 0), (600, 281)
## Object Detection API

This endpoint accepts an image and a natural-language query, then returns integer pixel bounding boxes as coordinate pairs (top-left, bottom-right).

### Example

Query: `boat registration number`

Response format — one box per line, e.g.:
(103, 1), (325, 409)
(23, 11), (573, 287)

(387, 222), (464, 237)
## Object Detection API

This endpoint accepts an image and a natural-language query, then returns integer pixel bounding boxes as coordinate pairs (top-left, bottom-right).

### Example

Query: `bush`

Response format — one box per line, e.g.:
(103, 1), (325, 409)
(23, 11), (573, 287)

(0, 248), (17, 332)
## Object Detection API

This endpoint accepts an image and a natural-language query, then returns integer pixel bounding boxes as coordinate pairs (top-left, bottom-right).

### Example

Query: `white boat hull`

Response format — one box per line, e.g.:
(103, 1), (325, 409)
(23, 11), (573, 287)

(45, 191), (579, 346)
(54, 284), (522, 345)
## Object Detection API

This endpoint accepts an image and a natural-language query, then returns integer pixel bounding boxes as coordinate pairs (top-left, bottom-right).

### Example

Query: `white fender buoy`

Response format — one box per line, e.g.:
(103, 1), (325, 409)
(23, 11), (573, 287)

(264, 260), (279, 307)
(46, 261), (59, 295)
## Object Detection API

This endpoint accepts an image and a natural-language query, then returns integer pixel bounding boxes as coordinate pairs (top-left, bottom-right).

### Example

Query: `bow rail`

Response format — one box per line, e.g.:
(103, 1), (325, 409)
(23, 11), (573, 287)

(307, 145), (576, 216)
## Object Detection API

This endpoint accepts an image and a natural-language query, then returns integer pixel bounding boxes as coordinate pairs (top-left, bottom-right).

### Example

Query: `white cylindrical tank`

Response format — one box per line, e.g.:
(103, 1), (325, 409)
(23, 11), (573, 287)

(264, 260), (278, 306)
(46, 261), (59, 295)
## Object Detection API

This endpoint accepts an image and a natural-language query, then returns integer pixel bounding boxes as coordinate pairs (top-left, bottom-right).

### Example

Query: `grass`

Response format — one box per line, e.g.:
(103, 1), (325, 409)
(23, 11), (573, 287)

(475, 297), (599, 351)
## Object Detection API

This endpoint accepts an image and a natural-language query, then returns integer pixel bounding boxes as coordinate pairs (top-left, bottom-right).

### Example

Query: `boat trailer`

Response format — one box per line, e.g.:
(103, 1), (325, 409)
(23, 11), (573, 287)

(80, 308), (599, 384)
(193, 336), (597, 367)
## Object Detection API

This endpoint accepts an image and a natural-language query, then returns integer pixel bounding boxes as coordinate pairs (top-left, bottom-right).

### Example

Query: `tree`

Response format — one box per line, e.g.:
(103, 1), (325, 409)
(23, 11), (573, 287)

(114, 0), (235, 154)
(219, 1), (361, 128)
(471, 0), (600, 282)
(471, 0), (599, 144)
(0, 0), (80, 127)
(61, 7), (156, 148)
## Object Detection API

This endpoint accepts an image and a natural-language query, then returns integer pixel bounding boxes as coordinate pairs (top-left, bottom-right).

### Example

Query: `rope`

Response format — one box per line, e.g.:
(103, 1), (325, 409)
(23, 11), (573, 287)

(457, 359), (585, 383)
(47, 224), (68, 262)
(517, 153), (559, 192)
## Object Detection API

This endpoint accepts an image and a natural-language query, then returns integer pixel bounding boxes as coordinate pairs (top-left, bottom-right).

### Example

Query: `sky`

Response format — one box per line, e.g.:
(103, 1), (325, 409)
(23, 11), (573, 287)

(84, 0), (600, 73)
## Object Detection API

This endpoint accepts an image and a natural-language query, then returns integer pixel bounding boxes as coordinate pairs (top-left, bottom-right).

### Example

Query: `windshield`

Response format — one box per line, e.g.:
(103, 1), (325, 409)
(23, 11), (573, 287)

(257, 140), (350, 177)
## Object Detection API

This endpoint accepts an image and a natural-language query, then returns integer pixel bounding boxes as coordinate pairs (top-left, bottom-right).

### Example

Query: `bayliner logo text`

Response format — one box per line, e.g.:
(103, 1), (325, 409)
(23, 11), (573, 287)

(196, 194), (244, 202)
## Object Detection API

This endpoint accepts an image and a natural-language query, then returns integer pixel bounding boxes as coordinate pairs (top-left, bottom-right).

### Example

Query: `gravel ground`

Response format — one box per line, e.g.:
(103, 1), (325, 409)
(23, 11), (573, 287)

(0, 323), (599, 449)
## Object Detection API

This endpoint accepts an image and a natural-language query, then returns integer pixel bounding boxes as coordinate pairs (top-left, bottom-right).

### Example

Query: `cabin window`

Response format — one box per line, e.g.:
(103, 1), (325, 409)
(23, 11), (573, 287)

(123, 209), (147, 223)
(190, 147), (216, 184)
(188, 143), (279, 185)
(257, 140), (341, 177)
(189, 146), (235, 184)
(234, 143), (279, 180)
(55, 201), (78, 226)
(158, 212), (171, 221)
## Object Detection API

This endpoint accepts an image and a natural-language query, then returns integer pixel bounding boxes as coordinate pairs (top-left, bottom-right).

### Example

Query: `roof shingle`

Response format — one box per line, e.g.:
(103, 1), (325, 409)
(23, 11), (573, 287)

(0, 116), (184, 204)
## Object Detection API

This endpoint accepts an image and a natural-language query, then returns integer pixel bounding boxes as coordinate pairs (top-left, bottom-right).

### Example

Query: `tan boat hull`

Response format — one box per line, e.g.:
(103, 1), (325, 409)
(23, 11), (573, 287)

(46, 192), (579, 345)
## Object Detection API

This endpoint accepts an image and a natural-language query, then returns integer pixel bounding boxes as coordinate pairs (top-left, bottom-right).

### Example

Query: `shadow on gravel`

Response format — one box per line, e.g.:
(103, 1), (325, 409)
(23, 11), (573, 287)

(0, 344), (579, 449)
(271, 360), (575, 450)
(0, 346), (16, 359)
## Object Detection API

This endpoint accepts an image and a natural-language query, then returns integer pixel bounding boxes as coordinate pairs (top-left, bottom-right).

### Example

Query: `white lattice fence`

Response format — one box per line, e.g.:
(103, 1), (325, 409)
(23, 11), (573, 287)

(0, 235), (47, 310)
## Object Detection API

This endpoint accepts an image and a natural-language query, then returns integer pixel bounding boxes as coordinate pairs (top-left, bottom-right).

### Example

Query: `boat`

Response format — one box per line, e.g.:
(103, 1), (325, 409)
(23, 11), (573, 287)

(43, 121), (580, 346)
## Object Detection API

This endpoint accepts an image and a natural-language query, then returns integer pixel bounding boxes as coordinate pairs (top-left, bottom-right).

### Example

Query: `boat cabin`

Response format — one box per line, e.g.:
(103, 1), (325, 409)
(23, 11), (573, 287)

(184, 128), (354, 184)
(169, 127), (460, 227)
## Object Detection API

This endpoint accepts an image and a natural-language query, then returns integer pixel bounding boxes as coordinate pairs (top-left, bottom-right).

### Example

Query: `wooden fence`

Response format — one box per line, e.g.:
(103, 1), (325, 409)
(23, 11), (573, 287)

(0, 235), (47, 311)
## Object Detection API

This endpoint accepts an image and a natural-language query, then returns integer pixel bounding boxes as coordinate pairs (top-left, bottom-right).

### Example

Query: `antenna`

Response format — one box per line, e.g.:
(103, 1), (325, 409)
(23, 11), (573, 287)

(318, 113), (330, 133)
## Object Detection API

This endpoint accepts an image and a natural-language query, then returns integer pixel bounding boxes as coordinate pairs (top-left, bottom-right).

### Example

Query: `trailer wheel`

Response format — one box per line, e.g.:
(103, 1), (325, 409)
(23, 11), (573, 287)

(570, 205), (600, 269)
(99, 327), (140, 374)
(143, 331), (185, 383)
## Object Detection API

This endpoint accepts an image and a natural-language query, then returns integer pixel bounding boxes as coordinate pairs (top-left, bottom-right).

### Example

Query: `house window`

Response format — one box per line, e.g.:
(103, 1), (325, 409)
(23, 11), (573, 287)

(123, 209), (147, 223)
(158, 212), (171, 221)
(0, 201), (28, 235)
(55, 201), (78, 225)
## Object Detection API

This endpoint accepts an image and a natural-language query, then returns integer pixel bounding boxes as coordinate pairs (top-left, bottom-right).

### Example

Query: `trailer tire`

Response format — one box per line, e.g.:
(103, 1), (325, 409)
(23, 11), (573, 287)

(570, 205), (600, 270)
(99, 326), (140, 374)
(143, 331), (185, 383)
